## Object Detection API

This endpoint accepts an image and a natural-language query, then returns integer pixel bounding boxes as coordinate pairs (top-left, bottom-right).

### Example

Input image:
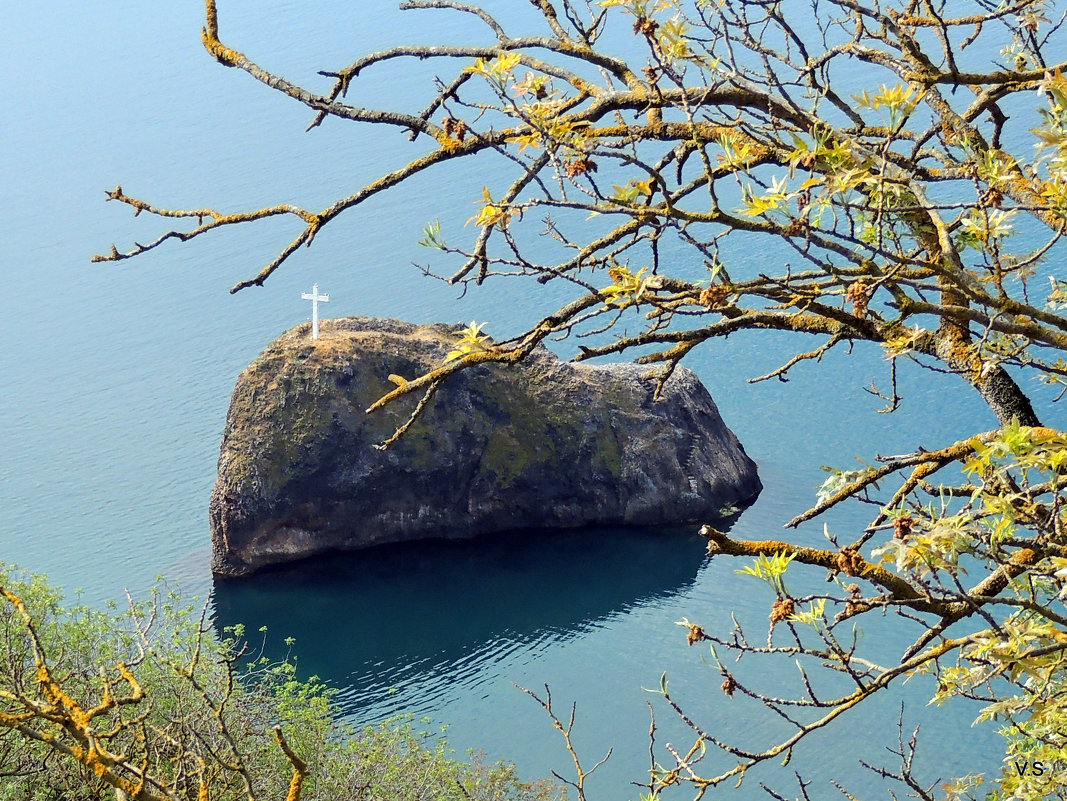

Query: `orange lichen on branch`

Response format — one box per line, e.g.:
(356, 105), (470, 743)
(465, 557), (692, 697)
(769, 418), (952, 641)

(0, 587), (169, 801)
(202, 31), (242, 68)
(202, 0), (241, 67)
(100, 186), (320, 227)
(274, 726), (309, 801)
(699, 525), (928, 607)
(1, 582), (306, 801)
(436, 133), (465, 152)
(92, 186), (322, 269)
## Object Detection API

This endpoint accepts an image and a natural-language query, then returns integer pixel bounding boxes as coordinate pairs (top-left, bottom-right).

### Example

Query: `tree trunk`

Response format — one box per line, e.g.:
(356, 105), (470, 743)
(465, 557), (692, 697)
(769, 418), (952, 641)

(934, 298), (1041, 427)
(919, 227), (1043, 429)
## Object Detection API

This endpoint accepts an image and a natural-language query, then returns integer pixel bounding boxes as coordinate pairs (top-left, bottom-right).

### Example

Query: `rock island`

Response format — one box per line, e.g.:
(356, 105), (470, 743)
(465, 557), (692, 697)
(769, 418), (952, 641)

(210, 317), (761, 576)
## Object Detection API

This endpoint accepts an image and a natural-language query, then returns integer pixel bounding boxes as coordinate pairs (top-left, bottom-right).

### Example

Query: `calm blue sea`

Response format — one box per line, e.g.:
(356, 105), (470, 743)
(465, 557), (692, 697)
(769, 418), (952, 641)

(2, 2), (1062, 797)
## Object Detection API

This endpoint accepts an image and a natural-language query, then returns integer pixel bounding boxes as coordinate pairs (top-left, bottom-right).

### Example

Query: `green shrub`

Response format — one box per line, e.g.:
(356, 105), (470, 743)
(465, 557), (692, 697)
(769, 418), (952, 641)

(0, 564), (563, 801)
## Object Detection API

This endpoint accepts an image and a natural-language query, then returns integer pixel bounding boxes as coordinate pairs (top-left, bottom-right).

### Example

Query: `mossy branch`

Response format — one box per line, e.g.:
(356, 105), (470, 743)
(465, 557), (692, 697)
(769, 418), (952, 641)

(0, 584), (307, 801)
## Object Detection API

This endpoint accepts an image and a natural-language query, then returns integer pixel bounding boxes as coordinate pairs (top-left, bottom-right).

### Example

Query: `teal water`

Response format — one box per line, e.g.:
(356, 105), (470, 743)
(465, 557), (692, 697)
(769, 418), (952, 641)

(2, 2), (1062, 797)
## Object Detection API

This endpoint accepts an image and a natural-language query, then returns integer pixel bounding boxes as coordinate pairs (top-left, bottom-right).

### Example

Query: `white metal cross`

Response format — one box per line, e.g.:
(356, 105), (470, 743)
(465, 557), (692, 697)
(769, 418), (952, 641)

(301, 283), (329, 340)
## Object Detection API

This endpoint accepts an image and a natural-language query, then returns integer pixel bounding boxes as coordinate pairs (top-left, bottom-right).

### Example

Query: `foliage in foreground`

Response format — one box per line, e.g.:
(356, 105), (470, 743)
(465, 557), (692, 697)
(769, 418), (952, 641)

(687, 424), (1067, 801)
(0, 564), (563, 801)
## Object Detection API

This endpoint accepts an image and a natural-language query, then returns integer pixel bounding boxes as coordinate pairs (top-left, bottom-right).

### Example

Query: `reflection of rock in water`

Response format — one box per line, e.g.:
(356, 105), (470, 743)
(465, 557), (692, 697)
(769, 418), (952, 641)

(211, 523), (714, 712)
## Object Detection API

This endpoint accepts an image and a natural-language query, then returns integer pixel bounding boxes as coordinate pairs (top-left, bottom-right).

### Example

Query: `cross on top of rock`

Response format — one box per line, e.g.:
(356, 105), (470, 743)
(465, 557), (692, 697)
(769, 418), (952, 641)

(301, 283), (329, 340)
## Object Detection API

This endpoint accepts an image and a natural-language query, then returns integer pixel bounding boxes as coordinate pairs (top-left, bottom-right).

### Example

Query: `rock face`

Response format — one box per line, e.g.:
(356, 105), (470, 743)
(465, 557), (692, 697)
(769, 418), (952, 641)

(210, 317), (761, 576)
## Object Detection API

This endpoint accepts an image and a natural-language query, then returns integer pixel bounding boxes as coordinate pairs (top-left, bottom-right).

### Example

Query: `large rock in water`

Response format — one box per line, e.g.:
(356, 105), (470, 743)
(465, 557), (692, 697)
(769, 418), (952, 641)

(210, 317), (761, 576)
